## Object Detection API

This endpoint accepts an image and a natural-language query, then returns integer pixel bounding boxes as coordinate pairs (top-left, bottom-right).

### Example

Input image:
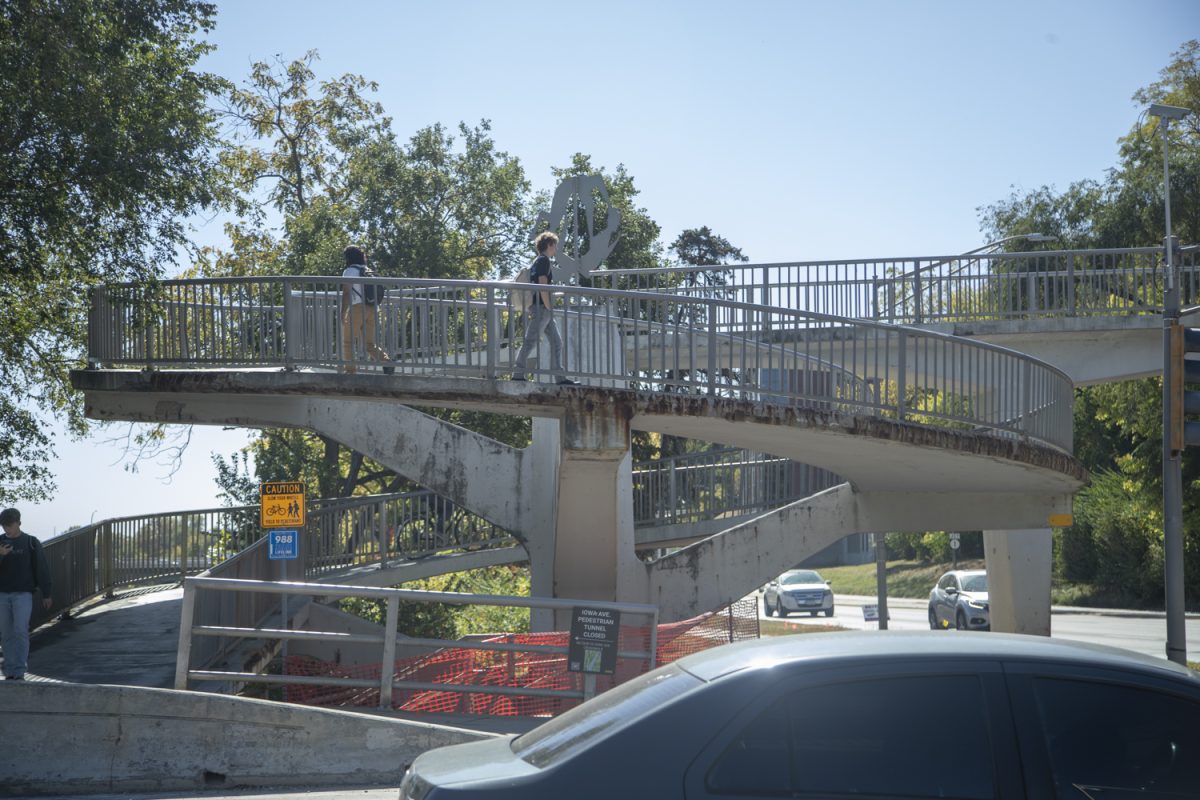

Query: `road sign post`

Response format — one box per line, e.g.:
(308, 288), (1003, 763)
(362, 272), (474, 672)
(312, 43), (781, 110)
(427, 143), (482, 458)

(262, 481), (305, 678)
(267, 528), (300, 675)
(949, 532), (961, 569)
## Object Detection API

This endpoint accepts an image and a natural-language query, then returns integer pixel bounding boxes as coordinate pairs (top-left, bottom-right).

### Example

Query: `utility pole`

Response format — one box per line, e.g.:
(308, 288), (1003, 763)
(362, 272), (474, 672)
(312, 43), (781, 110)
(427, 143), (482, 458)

(1152, 102), (1192, 666)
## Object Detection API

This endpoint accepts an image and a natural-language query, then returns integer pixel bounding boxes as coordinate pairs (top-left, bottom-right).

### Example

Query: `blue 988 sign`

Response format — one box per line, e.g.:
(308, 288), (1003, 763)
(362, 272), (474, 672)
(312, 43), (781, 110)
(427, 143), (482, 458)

(268, 529), (299, 560)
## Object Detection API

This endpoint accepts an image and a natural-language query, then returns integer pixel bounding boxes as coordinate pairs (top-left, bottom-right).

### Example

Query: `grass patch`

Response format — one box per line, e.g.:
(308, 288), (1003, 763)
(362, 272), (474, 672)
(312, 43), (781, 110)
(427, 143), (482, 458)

(1190, 661), (1199, 674)
(760, 619), (850, 637)
(812, 560), (1175, 610)
(815, 560), (985, 599)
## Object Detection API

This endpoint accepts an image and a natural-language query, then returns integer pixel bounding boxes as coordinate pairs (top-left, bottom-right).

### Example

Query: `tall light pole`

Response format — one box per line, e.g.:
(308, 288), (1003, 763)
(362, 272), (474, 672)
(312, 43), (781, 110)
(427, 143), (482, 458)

(1152, 101), (1192, 666)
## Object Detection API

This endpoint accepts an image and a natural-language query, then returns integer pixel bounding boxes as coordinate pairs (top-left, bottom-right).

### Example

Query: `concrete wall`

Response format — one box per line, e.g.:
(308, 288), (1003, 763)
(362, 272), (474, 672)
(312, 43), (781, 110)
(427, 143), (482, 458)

(0, 683), (490, 796)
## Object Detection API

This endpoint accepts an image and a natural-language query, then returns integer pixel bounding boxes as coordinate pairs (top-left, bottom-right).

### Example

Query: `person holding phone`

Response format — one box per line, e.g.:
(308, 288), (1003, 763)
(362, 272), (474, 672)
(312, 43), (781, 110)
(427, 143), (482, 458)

(0, 508), (52, 680)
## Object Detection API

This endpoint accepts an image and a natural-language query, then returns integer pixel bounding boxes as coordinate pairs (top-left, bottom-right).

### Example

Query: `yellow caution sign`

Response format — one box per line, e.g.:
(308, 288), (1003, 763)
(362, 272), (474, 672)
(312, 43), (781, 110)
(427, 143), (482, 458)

(1048, 513), (1074, 527)
(261, 481), (306, 528)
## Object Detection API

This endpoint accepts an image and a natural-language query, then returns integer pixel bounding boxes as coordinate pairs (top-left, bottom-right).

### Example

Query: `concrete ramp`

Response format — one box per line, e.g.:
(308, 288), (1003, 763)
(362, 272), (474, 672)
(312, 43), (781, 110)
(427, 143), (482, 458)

(0, 682), (490, 796)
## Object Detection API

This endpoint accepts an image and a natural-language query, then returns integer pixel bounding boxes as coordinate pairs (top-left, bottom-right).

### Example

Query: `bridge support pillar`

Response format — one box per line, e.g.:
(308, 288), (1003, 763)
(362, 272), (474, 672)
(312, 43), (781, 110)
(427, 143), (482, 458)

(541, 406), (640, 629)
(983, 528), (1052, 636)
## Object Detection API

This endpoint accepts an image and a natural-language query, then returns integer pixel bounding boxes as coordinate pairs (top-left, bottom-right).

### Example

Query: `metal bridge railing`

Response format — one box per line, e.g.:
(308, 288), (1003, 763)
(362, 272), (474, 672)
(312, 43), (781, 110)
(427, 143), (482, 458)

(40, 447), (832, 635)
(86, 276), (1075, 451)
(175, 576), (658, 706)
(37, 489), (518, 630)
(588, 246), (1198, 324)
(632, 448), (841, 528)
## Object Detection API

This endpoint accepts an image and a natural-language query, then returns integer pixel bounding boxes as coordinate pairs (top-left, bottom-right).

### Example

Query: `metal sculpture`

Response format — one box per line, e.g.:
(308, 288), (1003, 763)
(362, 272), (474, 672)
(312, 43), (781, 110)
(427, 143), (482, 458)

(535, 174), (621, 283)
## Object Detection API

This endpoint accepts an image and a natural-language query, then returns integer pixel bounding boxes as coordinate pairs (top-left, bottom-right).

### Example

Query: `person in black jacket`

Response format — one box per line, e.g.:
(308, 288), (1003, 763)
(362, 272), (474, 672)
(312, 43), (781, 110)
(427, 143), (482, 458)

(512, 232), (578, 385)
(0, 508), (52, 680)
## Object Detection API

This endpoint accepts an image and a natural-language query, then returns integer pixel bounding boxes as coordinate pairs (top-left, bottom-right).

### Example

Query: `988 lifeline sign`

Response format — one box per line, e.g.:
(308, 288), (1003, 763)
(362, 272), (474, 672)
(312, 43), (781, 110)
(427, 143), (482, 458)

(260, 481), (306, 528)
(567, 607), (621, 675)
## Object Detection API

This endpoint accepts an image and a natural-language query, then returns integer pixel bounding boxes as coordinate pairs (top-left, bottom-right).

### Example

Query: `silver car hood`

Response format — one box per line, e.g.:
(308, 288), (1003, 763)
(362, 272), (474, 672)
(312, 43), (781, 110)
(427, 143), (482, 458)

(961, 591), (989, 603)
(781, 583), (827, 592)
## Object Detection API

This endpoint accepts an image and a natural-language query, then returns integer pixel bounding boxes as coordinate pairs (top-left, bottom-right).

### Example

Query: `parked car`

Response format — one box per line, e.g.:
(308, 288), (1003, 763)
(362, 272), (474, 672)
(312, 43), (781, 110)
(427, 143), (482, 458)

(763, 569), (834, 617)
(399, 632), (1200, 799)
(929, 569), (990, 630)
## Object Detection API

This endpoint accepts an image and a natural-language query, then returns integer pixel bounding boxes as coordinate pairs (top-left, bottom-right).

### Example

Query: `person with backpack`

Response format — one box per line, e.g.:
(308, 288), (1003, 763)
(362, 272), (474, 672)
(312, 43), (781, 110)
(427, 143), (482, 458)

(512, 232), (578, 385)
(341, 245), (393, 374)
(0, 508), (52, 680)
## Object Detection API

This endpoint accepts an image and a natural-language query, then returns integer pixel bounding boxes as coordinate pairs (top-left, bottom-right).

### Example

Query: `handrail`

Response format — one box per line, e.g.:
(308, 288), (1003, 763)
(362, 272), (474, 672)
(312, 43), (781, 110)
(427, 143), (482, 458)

(85, 274), (1075, 451)
(176, 576), (659, 706)
(586, 245), (1197, 324)
(41, 447), (812, 627)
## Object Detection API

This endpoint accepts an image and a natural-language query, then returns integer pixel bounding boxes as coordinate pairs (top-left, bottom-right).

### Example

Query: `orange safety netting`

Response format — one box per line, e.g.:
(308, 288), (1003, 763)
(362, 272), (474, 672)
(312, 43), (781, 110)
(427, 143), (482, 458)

(282, 597), (760, 717)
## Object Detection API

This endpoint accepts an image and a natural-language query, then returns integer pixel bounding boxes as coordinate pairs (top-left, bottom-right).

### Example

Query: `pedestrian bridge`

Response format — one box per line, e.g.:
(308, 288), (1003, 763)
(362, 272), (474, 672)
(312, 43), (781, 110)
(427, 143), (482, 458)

(47, 244), (1183, 639)
(34, 241), (1197, 731)
(74, 265), (1089, 627)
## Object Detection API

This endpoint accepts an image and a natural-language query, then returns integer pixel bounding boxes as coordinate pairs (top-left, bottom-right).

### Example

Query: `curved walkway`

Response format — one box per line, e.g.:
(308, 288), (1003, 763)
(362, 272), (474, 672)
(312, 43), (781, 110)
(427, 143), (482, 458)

(72, 273), (1084, 624)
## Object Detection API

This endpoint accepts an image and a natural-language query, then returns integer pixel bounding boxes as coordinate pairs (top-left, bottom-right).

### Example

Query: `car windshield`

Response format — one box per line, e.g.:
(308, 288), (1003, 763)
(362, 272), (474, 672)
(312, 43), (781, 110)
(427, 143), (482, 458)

(782, 571), (822, 585)
(960, 575), (987, 592)
(511, 664), (702, 768)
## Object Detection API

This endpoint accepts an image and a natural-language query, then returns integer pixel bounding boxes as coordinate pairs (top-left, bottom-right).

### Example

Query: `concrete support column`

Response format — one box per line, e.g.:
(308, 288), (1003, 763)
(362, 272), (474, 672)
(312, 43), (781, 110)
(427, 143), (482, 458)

(983, 528), (1053, 636)
(549, 406), (640, 625)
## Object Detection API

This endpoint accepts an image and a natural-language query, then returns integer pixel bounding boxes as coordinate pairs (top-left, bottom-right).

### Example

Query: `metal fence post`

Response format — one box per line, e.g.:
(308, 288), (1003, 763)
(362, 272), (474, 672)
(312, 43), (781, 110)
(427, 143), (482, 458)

(175, 580), (197, 690)
(1027, 272), (1038, 315)
(896, 330), (907, 421)
(1066, 253), (1076, 315)
(707, 301), (718, 394)
(101, 523), (115, 598)
(179, 517), (188, 586)
(486, 288), (500, 379)
(283, 278), (299, 368)
(380, 594), (400, 709)
(912, 261), (923, 324)
(668, 460), (678, 524)
(1021, 360), (1033, 435)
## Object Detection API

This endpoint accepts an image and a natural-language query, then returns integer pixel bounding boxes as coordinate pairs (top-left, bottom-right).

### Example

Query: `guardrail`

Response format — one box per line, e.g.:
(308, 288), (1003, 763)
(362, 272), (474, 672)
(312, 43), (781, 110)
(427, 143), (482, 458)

(175, 576), (658, 706)
(37, 490), (516, 627)
(632, 448), (840, 528)
(39, 447), (835, 633)
(588, 246), (1199, 323)
(85, 276), (1074, 451)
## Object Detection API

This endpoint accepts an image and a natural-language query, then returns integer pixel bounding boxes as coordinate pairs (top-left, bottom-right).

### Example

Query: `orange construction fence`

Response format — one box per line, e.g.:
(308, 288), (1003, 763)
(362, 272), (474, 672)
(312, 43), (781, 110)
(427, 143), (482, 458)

(283, 596), (760, 717)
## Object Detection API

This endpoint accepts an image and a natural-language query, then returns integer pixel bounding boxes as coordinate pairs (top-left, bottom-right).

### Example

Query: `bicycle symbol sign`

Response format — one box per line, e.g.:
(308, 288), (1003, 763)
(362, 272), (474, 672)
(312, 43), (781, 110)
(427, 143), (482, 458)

(260, 481), (306, 528)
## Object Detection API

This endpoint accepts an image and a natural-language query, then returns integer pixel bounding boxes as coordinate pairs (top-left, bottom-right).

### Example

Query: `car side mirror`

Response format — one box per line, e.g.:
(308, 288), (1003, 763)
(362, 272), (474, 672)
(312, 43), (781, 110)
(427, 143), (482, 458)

(825, 580), (831, 586)
(946, 587), (959, 595)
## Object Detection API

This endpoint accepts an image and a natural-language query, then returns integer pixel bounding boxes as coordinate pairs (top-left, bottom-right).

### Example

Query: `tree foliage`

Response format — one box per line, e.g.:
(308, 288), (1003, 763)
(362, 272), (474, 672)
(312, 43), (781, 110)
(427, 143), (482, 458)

(0, 0), (224, 502)
(979, 41), (1200, 606)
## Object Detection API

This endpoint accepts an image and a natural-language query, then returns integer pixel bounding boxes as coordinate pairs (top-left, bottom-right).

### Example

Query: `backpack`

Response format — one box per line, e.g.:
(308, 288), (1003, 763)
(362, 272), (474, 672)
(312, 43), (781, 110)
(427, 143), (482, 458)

(353, 264), (385, 305)
(508, 266), (535, 313)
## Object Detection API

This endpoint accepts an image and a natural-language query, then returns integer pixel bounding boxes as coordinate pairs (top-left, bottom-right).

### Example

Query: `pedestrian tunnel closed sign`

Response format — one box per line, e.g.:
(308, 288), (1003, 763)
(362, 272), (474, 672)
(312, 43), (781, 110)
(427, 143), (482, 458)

(568, 607), (621, 675)
(261, 481), (306, 528)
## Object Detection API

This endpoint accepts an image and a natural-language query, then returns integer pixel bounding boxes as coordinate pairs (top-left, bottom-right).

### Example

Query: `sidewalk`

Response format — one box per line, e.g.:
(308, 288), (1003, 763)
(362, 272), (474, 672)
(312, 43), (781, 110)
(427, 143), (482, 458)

(837, 594), (1200, 620)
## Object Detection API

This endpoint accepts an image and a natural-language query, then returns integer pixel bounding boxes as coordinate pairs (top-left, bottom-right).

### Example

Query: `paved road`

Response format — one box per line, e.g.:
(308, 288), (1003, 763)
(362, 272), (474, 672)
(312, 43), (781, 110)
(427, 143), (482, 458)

(755, 592), (1200, 662)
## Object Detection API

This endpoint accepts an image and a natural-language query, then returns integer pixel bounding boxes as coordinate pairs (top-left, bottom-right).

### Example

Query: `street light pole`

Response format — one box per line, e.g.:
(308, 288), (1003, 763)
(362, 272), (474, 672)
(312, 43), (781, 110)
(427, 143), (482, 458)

(1152, 101), (1191, 666)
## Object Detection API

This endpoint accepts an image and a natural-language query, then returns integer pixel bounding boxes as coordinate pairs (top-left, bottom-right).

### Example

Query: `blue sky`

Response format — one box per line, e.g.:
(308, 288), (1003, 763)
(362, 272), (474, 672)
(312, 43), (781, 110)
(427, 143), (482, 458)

(27, 0), (1199, 536)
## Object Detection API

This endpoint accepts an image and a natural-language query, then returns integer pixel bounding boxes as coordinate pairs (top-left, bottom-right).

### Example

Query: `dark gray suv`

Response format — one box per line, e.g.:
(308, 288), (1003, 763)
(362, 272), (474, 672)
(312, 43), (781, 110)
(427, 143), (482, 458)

(399, 632), (1200, 798)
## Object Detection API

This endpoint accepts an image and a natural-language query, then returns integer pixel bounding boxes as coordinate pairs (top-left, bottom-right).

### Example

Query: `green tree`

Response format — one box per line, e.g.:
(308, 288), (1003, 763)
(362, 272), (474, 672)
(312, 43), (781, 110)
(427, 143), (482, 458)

(0, 0), (225, 502)
(978, 41), (1200, 606)
(208, 55), (533, 501)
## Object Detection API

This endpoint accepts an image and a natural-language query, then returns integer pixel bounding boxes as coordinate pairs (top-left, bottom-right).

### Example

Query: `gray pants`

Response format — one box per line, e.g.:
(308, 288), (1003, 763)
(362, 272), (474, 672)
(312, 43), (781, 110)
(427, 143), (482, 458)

(514, 304), (566, 379)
